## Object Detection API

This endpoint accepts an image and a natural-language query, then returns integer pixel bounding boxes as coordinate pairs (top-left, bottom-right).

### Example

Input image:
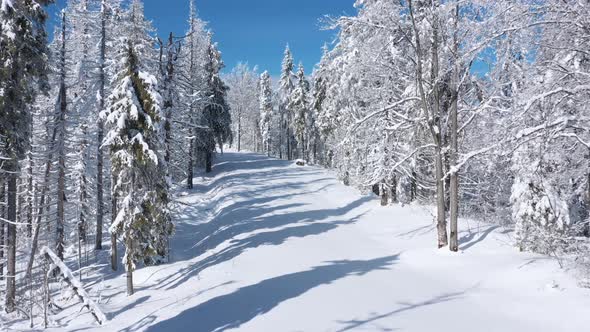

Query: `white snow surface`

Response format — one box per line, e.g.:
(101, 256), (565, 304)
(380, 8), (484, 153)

(13, 151), (590, 331)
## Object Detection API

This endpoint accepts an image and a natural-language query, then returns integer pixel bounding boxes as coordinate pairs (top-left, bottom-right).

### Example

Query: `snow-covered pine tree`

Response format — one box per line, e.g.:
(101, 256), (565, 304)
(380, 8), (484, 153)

(259, 71), (273, 156)
(279, 45), (295, 160)
(289, 63), (310, 160)
(200, 35), (232, 172)
(101, 40), (172, 296)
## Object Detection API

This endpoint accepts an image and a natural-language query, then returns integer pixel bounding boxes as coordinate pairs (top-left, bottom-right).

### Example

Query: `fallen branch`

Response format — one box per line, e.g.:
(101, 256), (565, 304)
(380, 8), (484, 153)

(39, 247), (107, 325)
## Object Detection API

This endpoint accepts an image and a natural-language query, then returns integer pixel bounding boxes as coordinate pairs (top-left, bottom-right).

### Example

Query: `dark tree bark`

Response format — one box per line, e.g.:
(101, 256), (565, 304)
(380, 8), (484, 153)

(0, 182), (5, 280)
(391, 175), (398, 204)
(56, 12), (67, 260)
(5, 165), (17, 312)
(380, 182), (389, 206)
(206, 150), (213, 173)
(187, 138), (194, 189)
(111, 174), (118, 271)
(96, 0), (109, 251)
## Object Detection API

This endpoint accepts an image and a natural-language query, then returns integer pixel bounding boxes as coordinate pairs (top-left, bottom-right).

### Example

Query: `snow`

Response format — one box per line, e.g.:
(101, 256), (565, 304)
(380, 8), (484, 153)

(131, 132), (159, 165)
(13, 151), (590, 331)
(1, 0), (12, 12)
(0, 0), (15, 40)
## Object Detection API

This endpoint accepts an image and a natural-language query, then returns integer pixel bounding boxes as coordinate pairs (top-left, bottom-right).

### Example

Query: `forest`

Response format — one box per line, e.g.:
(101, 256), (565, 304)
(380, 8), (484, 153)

(0, 0), (589, 331)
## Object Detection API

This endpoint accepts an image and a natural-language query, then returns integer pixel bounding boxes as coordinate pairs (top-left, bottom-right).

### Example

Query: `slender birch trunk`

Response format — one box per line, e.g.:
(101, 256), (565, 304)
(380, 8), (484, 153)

(449, 5), (460, 252)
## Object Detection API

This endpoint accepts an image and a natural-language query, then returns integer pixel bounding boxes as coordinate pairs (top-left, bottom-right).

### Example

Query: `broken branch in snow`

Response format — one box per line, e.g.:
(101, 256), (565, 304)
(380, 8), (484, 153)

(39, 247), (107, 325)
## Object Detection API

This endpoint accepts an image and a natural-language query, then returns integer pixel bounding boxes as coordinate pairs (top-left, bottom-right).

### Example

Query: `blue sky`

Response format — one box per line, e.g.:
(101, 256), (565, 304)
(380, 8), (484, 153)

(48, 0), (356, 76)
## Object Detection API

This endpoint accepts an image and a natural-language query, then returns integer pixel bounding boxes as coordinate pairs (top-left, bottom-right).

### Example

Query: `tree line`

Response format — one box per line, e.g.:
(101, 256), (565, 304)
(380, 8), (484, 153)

(226, 0), (590, 281)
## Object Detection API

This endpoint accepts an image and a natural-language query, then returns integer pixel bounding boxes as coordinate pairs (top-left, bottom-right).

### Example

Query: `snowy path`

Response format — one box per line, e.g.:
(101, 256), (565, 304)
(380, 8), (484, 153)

(45, 152), (590, 331)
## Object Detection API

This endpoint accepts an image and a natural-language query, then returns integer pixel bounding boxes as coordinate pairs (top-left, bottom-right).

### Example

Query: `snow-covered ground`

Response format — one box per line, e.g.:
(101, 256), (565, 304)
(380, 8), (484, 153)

(12, 151), (590, 331)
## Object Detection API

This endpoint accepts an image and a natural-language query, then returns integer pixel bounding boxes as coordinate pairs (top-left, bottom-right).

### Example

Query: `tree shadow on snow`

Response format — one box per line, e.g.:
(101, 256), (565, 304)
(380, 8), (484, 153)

(334, 289), (470, 332)
(157, 194), (372, 290)
(459, 225), (500, 251)
(159, 209), (369, 291)
(145, 255), (399, 332)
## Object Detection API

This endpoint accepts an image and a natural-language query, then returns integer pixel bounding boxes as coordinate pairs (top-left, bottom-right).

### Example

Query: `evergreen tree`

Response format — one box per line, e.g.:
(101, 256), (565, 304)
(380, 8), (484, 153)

(201, 35), (232, 172)
(101, 41), (172, 296)
(279, 45), (295, 160)
(289, 63), (310, 160)
(259, 71), (273, 156)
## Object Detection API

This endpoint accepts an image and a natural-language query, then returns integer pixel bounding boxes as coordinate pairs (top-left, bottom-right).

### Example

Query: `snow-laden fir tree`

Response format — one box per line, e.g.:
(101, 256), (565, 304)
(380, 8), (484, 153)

(279, 45), (295, 160)
(200, 35), (232, 172)
(259, 70), (273, 156)
(101, 40), (173, 296)
(289, 63), (310, 160)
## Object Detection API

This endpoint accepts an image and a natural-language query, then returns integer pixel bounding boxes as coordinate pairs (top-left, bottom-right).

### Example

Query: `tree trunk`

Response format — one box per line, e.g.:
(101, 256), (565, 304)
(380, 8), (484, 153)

(380, 182), (389, 206)
(372, 183), (380, 196)
(206, 150), (212, 173)
(27, 150), (33, 237)
(56, 12), (67, 260)
(125, 233), (134, 296)
(301, 134), (306, 161)
(111, 234), (118, 271)
(287, 126), (292, 160)
(0, 182), (5, 280)
(408, 0), (447, 248)
(410, 170), (417, 202)
(237, 108), (242, 152)
(586, 172), (590, 237)
(126, 267), (134, 296)
(111, 176), (118, 271)
(391, 175), (398, 204)
(25, 132), (55, 278)
(5, 166), (17, 313)
(449, 5), (460, 252)
(279, 113), (284, 159)
(187, 138), (194, 189)
(96, 1), (108, 251)
(435, 147), (448, 248)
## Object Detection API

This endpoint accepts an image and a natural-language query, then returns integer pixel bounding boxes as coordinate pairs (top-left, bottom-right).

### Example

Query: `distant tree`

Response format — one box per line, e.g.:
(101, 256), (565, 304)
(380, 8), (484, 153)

(226, 63), (259, 152)
(201, 35), (232, 172)
(289, 63), (310, 160)
(259, 71), (273, 156)
(279, 46), (295, 160)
